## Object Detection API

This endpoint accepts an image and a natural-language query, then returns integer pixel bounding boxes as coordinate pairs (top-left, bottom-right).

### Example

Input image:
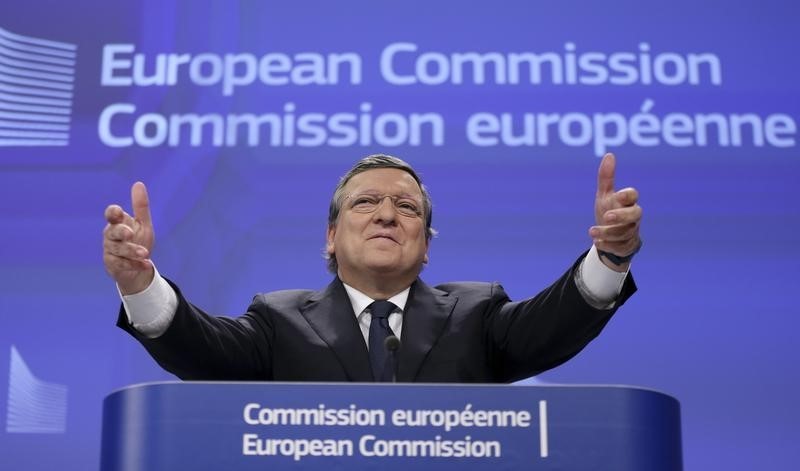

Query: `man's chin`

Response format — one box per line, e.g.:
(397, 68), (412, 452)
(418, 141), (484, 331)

(362, 255), (415, 275)
(363, 259), (403, 273)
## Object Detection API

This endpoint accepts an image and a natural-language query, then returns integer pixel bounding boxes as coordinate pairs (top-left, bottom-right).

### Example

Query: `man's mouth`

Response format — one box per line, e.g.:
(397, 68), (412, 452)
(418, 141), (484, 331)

(369, 233), (398, 243)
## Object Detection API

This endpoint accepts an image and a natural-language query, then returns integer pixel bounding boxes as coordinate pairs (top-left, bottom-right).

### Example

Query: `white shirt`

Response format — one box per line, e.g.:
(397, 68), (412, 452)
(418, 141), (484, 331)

(342, 283), (408, 348)
(121, 245), (628, 340)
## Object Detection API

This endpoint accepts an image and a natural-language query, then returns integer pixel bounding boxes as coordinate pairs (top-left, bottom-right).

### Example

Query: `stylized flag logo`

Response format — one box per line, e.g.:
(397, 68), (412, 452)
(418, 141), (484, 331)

(0, 27), (77, 146)
(6, 346), (68, 433)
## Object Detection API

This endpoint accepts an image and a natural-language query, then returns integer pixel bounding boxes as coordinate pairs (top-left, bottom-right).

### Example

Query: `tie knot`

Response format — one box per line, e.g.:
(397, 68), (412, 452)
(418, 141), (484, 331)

(369, 300), (396, 320)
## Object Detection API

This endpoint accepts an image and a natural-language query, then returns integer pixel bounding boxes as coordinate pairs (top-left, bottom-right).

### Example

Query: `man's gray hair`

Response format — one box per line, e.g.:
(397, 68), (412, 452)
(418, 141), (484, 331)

(325, 154), (436, 273)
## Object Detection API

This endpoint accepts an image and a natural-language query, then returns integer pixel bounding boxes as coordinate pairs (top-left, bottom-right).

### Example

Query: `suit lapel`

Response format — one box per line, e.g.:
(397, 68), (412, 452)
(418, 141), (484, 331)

(300, 278), (373, 382)
(398, 279), (457, 381)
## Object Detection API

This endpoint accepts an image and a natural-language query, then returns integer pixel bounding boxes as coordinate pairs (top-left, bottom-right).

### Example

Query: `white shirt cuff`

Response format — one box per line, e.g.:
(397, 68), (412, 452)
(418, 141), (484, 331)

(575, 245), (629, 309)
(118, 265), (178, 338)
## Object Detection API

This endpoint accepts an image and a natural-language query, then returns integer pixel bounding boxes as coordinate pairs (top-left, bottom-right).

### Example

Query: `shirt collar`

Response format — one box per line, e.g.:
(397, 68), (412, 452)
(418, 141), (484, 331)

(341, 282), (410, 318)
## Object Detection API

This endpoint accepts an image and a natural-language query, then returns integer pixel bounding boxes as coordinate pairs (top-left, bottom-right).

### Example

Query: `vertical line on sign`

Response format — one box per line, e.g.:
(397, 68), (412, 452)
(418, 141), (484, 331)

(539, 400), (549, 458)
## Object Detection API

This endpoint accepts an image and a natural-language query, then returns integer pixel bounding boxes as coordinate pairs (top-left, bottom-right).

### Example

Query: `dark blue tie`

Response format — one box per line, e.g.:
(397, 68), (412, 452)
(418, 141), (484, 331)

(368, 300), (397, 382)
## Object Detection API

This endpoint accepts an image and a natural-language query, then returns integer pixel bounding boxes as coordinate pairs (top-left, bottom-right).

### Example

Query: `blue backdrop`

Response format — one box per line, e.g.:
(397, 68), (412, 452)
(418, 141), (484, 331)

(1, 0), (798, 469)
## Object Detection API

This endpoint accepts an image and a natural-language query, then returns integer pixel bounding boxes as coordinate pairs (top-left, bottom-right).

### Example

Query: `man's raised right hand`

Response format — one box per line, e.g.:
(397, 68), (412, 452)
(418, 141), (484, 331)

(103, 182), (155, 295)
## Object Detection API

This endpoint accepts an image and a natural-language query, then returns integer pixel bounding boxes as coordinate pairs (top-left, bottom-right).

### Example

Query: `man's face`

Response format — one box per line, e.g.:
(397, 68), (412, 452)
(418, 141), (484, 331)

(326, 168), (429, 285)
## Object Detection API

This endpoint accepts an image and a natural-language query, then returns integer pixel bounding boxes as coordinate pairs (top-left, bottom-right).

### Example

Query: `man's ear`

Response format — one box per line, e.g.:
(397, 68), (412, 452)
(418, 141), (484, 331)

(423, 253), (429, 264)
(326, 225), (336, 256)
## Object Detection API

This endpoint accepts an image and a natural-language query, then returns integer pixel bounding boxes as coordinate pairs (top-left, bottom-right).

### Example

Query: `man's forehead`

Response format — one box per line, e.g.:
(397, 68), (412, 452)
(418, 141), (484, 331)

(345, 168), (422, 195)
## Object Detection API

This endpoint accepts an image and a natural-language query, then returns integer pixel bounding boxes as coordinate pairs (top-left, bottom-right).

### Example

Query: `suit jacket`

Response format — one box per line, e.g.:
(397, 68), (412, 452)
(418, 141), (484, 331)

(118, 254), (636, 383)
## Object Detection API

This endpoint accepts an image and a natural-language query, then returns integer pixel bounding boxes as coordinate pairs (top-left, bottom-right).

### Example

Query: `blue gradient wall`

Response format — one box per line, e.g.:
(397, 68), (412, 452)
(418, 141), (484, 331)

(1, 1), (798, 469)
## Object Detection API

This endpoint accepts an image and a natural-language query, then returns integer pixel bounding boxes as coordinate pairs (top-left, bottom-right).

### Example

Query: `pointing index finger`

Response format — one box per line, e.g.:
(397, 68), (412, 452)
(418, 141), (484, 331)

(597, 152), (616, 196)
(131, 181), (152, 226)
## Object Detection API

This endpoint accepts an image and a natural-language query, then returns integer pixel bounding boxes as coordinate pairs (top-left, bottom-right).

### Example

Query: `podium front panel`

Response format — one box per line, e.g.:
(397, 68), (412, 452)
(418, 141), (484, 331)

(101, 382), (682, 470)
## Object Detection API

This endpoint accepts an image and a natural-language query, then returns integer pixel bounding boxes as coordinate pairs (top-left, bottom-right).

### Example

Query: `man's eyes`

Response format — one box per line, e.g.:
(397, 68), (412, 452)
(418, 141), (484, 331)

(353, 196), (379, 205)
(350, 195), (420, 215)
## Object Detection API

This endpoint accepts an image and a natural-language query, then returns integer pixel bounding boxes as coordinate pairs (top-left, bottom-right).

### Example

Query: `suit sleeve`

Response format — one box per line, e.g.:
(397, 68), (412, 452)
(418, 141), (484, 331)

(485, 252), (637, 382)
(116, 279), (274, 380)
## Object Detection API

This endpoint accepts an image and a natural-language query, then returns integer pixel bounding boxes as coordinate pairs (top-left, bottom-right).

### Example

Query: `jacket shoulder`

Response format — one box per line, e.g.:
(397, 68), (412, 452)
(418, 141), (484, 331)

(253, 289), (316, 308)
(431, 281), (504, 298)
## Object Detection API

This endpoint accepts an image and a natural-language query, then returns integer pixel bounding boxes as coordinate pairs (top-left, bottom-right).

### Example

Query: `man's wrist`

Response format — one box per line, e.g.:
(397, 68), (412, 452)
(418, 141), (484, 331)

(597, 240), (641, 270)
(575, 246), (629, 308)
(117, 266), (156, 296)
(119, 264), (179, 338)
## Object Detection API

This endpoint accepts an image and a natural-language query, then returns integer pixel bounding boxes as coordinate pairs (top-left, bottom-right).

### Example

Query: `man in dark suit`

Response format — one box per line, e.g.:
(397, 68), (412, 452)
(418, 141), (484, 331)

(103, 154), (641, 383)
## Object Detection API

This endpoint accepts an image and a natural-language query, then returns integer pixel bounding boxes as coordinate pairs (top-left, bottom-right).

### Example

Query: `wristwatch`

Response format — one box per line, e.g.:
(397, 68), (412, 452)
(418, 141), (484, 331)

(597, 240), (642, 266)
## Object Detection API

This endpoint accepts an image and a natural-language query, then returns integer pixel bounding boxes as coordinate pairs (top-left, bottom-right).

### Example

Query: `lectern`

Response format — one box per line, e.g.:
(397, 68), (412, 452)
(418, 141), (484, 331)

(101, 382), (682, 470)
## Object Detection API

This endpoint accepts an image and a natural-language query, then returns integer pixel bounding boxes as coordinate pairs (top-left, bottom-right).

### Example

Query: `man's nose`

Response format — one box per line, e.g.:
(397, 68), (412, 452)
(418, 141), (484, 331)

(372, 196), (397, 223)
